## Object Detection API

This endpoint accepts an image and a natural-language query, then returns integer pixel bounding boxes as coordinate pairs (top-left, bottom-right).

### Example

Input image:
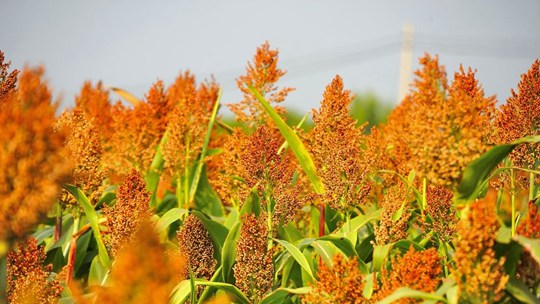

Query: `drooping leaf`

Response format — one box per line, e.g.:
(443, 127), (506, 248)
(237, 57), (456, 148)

(155, 208), (188, 234)
(514, 235), (540, 265)
(506, 277), (540, 304)
(376, 287), (447, 304)
(248, 85), (325, 194)
(273, 238), (315, 281)
(457, 135), (540, 202)
(110, 86), (141, 106)
(260, 287), (311, 304)
(64, 184), (111, 268)
(195, 280), (250, 304)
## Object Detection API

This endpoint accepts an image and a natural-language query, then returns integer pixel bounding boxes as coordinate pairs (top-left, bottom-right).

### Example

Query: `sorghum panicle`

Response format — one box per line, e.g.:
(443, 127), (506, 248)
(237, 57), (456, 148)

(454, 199), (508, 303)
(309, 75), (372, 211)
(56, 109), (106, 208)
(0, 67), (70, 241)
(102, 170), (151, 257)
(234, 214), (274, 303)
(229, 41), (293, 127)
(87, 220), (184, 304)
(177, 214), (217, 280)
(303, 254), (366, 304)
(374, 246), (441, 304)
(496, 59), (540, 169)
(7, 238), (63, 304)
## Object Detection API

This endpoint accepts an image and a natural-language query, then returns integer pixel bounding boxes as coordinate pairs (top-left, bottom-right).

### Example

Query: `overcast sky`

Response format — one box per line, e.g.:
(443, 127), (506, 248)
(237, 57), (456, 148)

(1, 0), (539, 114)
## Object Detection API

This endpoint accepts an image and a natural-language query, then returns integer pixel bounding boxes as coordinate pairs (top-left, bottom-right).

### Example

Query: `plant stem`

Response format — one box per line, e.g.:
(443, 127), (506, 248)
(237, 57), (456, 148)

(319, 205), (325, 237)
(54, 202), (62, 242)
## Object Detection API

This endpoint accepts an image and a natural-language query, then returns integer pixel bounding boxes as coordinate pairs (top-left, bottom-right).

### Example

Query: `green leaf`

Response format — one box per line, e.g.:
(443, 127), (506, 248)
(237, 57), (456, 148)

(260, 287), (311, 304)
(273, 238), (315, 281)
(195, 280), (250, 304)
(377, 287), (447, 304)
(170, 280), (191, 304)
(146, 131), (168, 208)
(88, 256), (108, 286)
(457, 135), (540, 202)
(392, 200), (407, 222)
(221, 222), (241, 283)
(193, 166), (224, 217)
(340, 209), (382, 233)
(496, 226), (512, 244)
(446, 285), (458, 304)
(155, 208), (188, 233)
(506, 277), (540, 304)
(317, 235), (358, 257)
(197, 266), (223, 304)
(248, 85), (325, 194)
(189, 89), (222, 204)
(64, 185), (111, 268)
(514, 235), (540, 265)
(191, 210), (229, 264)
(74, 231), (92, 274)
(372, 243), (393, 271)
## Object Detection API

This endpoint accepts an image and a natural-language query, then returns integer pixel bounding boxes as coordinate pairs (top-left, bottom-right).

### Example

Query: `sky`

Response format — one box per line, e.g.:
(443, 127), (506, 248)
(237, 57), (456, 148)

(1, 0), (539, 115)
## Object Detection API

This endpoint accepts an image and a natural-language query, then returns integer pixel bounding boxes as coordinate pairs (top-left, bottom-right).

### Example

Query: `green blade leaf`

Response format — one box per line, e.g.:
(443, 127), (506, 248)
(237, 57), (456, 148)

(377, 287), (447, 304)
(273, 238), (315, 281)
(146, 130), (168, 208)
(506, 277), (540, 304)
(195, 280), (250, 304)
(514, 235), (540, 265)
(248, 85), (325, 194)
(64, 184), (111, 268)
(191, 210), (229, 264)
(457, 135), (540, 202)
(221, 222), (241, 283)
(155, 208), (188, 233)
(260, 287), (311, 304)
(189, 89), (222, 204)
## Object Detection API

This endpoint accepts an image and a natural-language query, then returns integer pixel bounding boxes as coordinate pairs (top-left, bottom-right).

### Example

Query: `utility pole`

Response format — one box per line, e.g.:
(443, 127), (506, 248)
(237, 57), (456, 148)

(398, 23), (414, 103)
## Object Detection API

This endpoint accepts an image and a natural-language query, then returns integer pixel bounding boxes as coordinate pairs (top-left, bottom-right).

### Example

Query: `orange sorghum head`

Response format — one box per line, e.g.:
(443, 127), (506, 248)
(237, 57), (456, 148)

(517, 201), (540, 239)
(0, 67), (70, 241)
(7, 238), (63, 304)
(418, 186), (457, 242)
(234, 213), (274, 303)
(89, 219), (185, 304)
(496, 59), (540, 169)
(213, 127), (250, 206)
(374, 246), (441, 304)
(0, 51), (19, 101)
(177, 214), (217, 281)
(55, 109), (106, 208)
(229, 41), (293, 127)
(102, 170), (151, 257)
(163, 72), (218, 181)
(382, 55), (495, 188)
(303, 254), (366, 304)
(374, 183), (413, 245)
(104, 80), (170, 178)
(454, 199), (508, 303)
(74, 81), (114, 140)
(240, 125), (303, 226)
(309, 75), (372, 211)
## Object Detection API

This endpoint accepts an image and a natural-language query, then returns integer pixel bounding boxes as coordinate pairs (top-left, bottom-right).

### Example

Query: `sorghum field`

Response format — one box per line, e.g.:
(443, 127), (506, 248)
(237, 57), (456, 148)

(1, 42), (539, 304)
